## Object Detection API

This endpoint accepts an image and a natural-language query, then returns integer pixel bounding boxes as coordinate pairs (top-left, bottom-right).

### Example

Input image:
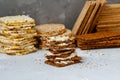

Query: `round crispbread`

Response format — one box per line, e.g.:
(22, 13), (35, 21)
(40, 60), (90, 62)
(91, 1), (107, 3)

(35, 24), (66, 36)
(61, 29), (72, 36)
(0, 15), (35, 26)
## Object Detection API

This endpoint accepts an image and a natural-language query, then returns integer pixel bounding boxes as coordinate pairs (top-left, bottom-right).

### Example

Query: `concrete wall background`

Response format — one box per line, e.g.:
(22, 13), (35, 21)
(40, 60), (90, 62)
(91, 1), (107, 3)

(0, 0), (120, 29)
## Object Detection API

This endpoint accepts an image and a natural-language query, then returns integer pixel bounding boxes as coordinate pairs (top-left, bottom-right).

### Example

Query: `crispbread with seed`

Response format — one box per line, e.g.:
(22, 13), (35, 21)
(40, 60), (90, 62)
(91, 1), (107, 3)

(45, 56), (82, 67)
(49, 48), (75, 54)
(48, 44), (76, 50)
(81, 1), (96, 34)
(72, 1), (91, 35)
(35, 24), (66, 36)
(88, 0), (106, 33)
(76, 31), (120, 43)
(0, 15), (35, 26)
(78, 43), (120, 50)
(45, 53), (73, 59)
(78, 1), (94, 35)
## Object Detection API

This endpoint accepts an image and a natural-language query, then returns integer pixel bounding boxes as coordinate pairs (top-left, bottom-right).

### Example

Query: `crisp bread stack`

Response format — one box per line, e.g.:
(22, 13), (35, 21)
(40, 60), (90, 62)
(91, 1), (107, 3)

(76, 31), (120, 50)
(96, 4), (120, 32)
(72, 0), (106, 35)
(35, 24), (66, 49)
(0, 15), (37, 55)
(35, 24), (82, 67)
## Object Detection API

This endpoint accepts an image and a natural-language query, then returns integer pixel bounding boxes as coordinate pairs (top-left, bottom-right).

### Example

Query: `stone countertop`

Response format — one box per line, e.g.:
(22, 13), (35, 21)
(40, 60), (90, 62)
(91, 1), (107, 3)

(0, 48), (120, 80)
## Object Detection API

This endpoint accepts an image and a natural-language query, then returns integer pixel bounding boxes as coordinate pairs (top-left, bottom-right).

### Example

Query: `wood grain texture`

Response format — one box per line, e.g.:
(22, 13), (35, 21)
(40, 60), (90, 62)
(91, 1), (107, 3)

(83, 1), (100, 34)
(78, 1), (95, 35)
(89, 0), (106, 33)
(72, 1), (91, 35)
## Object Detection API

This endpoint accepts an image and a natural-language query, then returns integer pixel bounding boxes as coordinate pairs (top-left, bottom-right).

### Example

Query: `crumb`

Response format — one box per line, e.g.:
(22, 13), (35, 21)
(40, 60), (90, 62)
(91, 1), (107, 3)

(35, 58), (41, 61)
(99, 53), (105, 56)
(34, 58), (42, 64)
(85, 50), (90, 54)
(105, 64), (108, 66)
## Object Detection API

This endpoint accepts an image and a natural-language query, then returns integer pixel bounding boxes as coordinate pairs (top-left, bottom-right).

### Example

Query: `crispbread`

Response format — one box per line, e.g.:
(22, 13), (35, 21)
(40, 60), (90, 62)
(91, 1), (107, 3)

(40, 29), (74, 50)
(96, 4), (120, 32)
(40, 29), (73, 41)
(80, 1), (96, 34)
(78, 43), (120, 50)
(0, 44), (37, 53)
(0, 15), (35, 26)
(61, 29), (72, 36)
(1, 43), (36, 50)
(96, 25), (120, 32)
(83, 1), (100, 34)
(0, 38), (36, 45)
(76, 31), (120, 43)
(88, 0), (106, 33)
(98, 15), (120, 20)
(46, 40), (75, 46)
(48, 44), (76, 50)
(97, 20), (120, 25)
(46, 42), (74, 47)
(0, 50), (29, 55)
(72, 1), (91, 35)
(0, 36), (35, 42)
(49, 48), (75, 53)
(45, 56), (81, 67)
(0, 15), (37, 55)
(39, 24), (82, 67)
(46, 36), (75, 44)
(77, 39), (120, 45)
(35, 24), (66, 36)
(49, 48), (75, 54)
(0, 47), (37, 55)
(72, 0), (106, 35)
(101, 9), (120, 14)
(103, 4), (120, 10)
(45, 53), (73, 59)
(0, 31), (37, 38)
(0, 29), (37, 34)
(0, 23), (34, 29)
(96, 23), (120, 29)
(76, 31), (120, 50)
(77, 1), (93, 35)
(0, 25), (33, 32)
(47, 36), (75, 42)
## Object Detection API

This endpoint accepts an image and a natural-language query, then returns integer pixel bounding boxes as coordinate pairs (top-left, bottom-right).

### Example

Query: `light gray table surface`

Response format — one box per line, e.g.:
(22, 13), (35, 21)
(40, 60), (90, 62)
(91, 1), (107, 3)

(0, 48), (120, 80)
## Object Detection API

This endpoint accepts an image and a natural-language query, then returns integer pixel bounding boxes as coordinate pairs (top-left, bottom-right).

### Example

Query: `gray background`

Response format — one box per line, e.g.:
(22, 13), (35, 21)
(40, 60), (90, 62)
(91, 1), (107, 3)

(0, 0), (120, 29)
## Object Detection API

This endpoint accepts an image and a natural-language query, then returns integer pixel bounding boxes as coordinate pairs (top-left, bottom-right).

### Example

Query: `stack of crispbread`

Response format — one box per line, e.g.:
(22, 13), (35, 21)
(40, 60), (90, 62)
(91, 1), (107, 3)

(0, 15), (37, 55)
(96, 4), (120, 32)
(35, 24), (82, 67)
(35, 24), (66, 49)
(76, 31), (120, 50)
(72, 0), (106, 35)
